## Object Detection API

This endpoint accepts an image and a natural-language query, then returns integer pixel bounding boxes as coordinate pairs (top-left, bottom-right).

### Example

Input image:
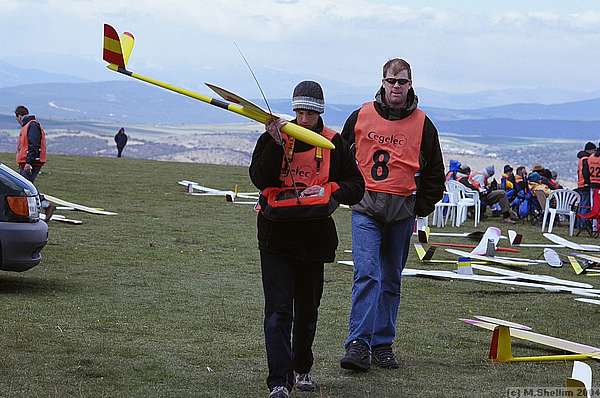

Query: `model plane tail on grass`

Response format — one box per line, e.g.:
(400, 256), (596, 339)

(567, 362), (592, 398)
(463, 316), (600, 363)
(102, 24), (334, 150)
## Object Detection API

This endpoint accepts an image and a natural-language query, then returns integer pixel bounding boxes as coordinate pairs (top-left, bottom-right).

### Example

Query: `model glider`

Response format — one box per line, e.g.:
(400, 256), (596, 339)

(44, 194), (117, 216)
(567, 361), (592, 398)
(576, 298), (600, 305)
(428, 242), (519, 253)
(445, 248), (535, 266)
(40, 213), (83, 225)
(544, 233), (600, 252)
(463, 316), (600, 362)
(415, 229), (499, 244)
(102, 24), (334, 150)
(179, 180), (259, 201)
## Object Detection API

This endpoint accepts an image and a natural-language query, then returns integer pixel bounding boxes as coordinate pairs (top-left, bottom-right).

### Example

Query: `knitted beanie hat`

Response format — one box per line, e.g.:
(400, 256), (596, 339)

(292, 81), (324, 114)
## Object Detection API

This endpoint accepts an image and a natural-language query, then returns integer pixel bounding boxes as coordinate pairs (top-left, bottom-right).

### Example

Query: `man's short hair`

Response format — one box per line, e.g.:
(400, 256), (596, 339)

(382, 58), (412, 79)
(14, 106), (29, 117)
(584, 141), (597, 151)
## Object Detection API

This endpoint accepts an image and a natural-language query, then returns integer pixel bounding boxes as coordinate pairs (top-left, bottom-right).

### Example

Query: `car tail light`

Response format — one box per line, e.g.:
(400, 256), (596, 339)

(7, 196), (29, 217)
(6, 196), (40, 221)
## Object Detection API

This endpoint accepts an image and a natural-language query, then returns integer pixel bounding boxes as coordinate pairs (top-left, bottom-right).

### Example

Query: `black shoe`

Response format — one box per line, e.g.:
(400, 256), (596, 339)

(340, 340), (370, 371)
(372, 345), (399, 369)
(294, 372), (317, 392)
(268, 386), (290, 398)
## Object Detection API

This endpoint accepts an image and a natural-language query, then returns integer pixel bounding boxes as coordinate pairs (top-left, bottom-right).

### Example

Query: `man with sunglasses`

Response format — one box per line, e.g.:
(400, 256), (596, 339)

(340, 59), (444, 371)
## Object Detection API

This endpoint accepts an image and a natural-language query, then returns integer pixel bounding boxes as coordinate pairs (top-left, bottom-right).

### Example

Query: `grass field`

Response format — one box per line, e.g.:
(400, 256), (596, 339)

(1, 153), (599, 398)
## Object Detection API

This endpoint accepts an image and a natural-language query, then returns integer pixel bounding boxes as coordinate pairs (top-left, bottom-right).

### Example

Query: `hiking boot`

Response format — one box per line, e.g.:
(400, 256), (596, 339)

(340, 340), (370, 371)
(295, 372), (317, 392)
(372, 345), (399, 369)
(268, 386), (290, 398)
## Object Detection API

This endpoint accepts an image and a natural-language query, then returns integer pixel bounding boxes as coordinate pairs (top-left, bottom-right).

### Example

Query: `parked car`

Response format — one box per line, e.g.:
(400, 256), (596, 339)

(0, 164), (48, 272)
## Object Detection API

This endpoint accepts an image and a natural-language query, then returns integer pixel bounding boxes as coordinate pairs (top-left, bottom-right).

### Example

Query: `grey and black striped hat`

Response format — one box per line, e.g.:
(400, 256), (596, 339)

(292, 81), (324, 114)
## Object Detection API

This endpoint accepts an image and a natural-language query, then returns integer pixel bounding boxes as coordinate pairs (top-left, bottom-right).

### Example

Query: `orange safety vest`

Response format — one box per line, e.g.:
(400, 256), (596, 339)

(259, 127), (339, 221)
(587, 154), (600, 186)
(16, 120), (46, 166)
(354, 103), (425, 196)
(578, 156), (590, 189)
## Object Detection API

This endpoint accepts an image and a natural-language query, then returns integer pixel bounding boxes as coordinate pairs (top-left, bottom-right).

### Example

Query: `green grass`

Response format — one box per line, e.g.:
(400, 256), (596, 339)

(1, 153), (598, 397)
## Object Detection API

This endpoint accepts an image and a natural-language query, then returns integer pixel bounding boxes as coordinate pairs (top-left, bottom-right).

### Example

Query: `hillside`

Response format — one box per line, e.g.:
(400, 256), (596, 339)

(1, 153), (598, 397)
(1, 81), (600, 139)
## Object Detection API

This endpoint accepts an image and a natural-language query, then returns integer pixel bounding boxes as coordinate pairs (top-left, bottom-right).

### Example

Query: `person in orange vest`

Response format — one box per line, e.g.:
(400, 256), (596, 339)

(15, 105), (46, 182)
(249, 81), (364, 398)
(15, 105), (54, 221)
(339, 58), (445, 371)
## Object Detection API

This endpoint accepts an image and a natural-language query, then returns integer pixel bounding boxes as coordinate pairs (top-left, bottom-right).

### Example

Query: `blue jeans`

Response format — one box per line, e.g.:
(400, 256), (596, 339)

(345, 211), (414, 348)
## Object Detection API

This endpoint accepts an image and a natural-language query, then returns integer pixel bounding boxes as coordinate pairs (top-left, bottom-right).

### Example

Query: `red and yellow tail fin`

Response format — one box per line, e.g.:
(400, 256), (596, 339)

(488, 325), (514, 362)
(103, 24), (135, 69)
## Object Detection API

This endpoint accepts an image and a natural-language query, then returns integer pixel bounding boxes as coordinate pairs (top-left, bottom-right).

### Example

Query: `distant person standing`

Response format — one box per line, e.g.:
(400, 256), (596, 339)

(15, 105), (46, 182)
(15, 105), (54, 220)
(114, 127), (128, 157)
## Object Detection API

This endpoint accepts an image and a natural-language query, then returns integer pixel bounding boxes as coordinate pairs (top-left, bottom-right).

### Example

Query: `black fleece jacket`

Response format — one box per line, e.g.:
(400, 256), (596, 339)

(341, 88), (445, 218)
(21, 115), (43, 165)
(249, 118), (365, 262)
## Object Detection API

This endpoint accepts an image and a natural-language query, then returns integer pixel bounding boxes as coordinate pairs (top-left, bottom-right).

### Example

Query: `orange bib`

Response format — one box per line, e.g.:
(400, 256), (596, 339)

(587, 155), (600, 186)
(259, 127), (339, 221)
(16, 120), (46, 166)
(578, 156), (590, 188)
(354, 103), (424, 196)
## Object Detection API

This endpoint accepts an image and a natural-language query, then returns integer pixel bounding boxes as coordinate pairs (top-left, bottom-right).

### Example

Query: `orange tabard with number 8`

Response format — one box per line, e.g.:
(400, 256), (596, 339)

(587, 154), (600, 186)
(354, 102), (425, 196)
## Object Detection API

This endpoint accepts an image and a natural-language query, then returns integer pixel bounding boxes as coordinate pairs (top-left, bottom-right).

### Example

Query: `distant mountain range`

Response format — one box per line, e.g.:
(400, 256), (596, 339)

(0, 80), (599, 141)
(2, 57), (600, 108)
(0, 57), (599, 141)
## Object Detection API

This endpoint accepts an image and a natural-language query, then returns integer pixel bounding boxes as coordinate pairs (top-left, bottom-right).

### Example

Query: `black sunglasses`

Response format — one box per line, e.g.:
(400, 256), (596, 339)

(383, 78), (410, 86)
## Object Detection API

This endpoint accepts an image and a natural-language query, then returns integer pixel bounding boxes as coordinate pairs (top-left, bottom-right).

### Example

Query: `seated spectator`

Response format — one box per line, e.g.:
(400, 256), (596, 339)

(514, 166), (529, 193)
(457, 165), (516, 224)
(446, 159), (461, 181)
(501, 165), (516, 200)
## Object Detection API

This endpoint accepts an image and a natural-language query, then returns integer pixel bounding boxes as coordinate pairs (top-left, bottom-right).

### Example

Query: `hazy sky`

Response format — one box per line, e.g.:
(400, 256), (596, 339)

(1, 0), (599, 93)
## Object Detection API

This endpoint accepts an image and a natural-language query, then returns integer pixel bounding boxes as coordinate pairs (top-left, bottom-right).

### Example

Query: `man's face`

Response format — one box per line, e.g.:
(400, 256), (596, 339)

(15, 114), (23, 126)
(295, 110), (320, 131)
(382, 69), (411, 109)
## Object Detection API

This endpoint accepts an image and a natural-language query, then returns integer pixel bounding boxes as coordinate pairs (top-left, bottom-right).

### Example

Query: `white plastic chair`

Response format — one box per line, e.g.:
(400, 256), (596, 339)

(446, 180), (478, 227)
(433, 190), (458, 228)
(541, 189), (580, 236)
(458, 185), (481, 227)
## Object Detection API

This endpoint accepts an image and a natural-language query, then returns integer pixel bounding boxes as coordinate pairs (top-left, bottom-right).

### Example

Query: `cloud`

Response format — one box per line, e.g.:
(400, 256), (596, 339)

(0, 1), (598, 92)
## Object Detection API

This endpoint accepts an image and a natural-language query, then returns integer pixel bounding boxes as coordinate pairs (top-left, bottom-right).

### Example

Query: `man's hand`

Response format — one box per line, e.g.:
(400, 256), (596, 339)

(23, 163), (32, 173)
(265, 118), (287, 146)
(300, 185), (323, 197)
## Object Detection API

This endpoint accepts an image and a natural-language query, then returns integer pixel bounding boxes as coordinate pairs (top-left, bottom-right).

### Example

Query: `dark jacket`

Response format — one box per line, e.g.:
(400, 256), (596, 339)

(21, 115), (42, 165)
(341, 87), (445, 221)
(115, 129), (128, 148)
(249, 118), (365, 262)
